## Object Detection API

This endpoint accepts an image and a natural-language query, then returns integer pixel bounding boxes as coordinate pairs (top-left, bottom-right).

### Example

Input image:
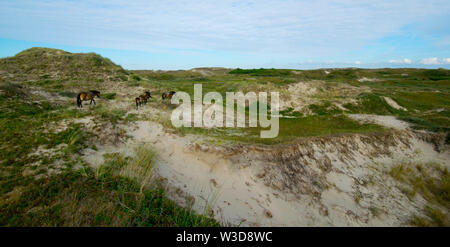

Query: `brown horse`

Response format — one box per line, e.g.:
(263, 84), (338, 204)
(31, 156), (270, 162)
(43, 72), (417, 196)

(77, 90), (100, 108)
(162, 91), (176, 100)
(135, 91), (152, 109)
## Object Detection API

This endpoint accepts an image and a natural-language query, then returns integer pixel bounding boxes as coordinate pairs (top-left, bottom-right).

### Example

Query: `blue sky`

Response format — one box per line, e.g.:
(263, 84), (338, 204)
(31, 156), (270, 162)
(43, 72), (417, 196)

(0, 0), (449, 70)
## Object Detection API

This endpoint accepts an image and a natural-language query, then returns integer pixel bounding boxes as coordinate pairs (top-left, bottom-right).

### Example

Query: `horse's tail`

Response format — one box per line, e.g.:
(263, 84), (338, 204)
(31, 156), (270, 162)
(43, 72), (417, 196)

(135, 97), (140, 109)
(162, 93), (165, 100)
(77, 93), (82, 108)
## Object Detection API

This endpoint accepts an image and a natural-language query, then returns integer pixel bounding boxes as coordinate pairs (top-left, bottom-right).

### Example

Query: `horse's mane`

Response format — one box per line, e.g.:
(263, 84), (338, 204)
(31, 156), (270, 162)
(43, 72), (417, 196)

(90, 90), (100, 94)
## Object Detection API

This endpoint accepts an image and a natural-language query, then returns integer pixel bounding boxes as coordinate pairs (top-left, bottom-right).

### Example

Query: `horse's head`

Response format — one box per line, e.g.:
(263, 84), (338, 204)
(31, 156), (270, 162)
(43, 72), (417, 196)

(145, 91), (152, 98)
(169, 91), (176, 95)
(92, 90), (100, 97)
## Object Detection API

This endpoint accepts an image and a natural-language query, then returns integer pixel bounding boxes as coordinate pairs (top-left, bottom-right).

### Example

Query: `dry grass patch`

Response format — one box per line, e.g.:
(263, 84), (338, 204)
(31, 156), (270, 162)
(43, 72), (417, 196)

(388, 162), (449, 226)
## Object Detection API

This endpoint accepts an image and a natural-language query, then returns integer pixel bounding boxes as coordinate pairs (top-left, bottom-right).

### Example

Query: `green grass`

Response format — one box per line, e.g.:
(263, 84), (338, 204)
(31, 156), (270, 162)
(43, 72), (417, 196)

(340, 90), (449, 136)
(58, 91), (77, 98)
(169, 115), (384, 144)
(0, 91), (90, 195)
(246, 115), (383, 143)
(398, 116), (450, 134)
(102, 92), (116, 100)
(411, 205), (448, 227)
(309, 101), (343, 116)
(229, 68), (292, 76)
(95, 107), (127, 124)
(131, 74), (141, 81)
(0, 88), (219, 226)
(0, 47), (127, 90)
(0, 158), (219, 226)
(132, 67), (448, 144)
(339, 69), (449, 135)
(279, 107), (303, 117)
(343, 93), (402, 115)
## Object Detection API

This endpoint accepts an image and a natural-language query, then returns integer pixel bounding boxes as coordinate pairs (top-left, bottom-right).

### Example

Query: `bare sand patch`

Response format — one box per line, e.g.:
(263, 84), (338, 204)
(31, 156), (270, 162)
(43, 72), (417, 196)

(357, 77), (381, 82)
(348, 114), (410, 130)
(279, 81), (370, 114)
(382, 97), (408, 111)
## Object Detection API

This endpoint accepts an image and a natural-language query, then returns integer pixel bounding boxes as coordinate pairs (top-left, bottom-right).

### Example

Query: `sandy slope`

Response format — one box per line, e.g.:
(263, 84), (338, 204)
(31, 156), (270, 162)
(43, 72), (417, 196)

(78, 102), (449, 226)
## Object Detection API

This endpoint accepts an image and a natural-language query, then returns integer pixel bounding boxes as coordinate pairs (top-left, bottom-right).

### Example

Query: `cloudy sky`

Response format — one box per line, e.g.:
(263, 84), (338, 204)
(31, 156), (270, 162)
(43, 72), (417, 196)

(0, 0), (449, 69)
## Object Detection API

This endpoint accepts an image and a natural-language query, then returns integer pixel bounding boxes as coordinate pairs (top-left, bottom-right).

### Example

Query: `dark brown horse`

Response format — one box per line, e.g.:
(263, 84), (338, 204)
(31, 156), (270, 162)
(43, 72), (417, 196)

(77, 90), (100, 108)
(135, 91), (152, 109)
(162, 91), (176, 100)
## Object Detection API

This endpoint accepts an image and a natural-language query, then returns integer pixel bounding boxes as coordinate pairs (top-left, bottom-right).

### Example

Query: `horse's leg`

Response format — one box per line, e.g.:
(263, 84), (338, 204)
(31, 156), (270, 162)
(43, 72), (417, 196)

(93, 99), (96, 105)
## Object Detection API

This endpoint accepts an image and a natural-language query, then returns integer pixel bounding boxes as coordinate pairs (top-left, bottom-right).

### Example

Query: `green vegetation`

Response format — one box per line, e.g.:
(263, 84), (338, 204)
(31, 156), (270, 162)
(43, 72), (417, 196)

(0, 47), (127, 90)
(0, 84), (88, 174)
(411, 206), (448, 227)
(343, 93), (401, 115)
(96, 107), (128, 124)
(102, 92), (117, 100)
(131, 74), (141, 81)
(0, 83), (218, 226)
(309, 101), (343, 116)
(129, 66), (449, 144)
(0, 148), (219, 226)
(3, 49), (446, 144)
(164, 115), (383, 145)
(58, 91), (77, 98)
(229, 68), (292, 76)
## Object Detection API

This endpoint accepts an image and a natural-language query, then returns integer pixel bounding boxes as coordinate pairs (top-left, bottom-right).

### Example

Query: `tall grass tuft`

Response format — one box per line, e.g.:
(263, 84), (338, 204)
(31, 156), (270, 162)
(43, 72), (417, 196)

(120, 145), (157, 193)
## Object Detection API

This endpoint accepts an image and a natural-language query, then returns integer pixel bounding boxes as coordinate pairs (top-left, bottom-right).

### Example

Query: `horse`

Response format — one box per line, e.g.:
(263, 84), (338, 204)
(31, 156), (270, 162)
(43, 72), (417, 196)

(135, 91), (152, 109)
(77, 90), (100, 108)
(162, 91), (176, 100)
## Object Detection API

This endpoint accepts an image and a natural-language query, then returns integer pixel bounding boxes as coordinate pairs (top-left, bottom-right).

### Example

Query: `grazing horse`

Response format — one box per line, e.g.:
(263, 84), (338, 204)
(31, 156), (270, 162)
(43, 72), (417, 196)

(162, 91), (176, 100)
(77, 90), (100, 108)
(135, 91), (152, 109)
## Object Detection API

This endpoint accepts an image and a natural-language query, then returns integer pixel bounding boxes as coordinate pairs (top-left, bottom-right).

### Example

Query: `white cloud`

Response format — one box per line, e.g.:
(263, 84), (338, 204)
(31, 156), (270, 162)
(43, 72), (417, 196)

(442, 58), (450, 64)
(1, 0), (450, 69)
(0, 0), (449, 57)
(421, 57), (440, 65)
(355, 61), (361, 65)
(388, 58), (412, 64)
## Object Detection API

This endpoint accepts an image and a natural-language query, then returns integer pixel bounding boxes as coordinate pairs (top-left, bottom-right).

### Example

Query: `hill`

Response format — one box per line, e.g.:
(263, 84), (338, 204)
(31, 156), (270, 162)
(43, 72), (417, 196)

(0, 47), (129, 89)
